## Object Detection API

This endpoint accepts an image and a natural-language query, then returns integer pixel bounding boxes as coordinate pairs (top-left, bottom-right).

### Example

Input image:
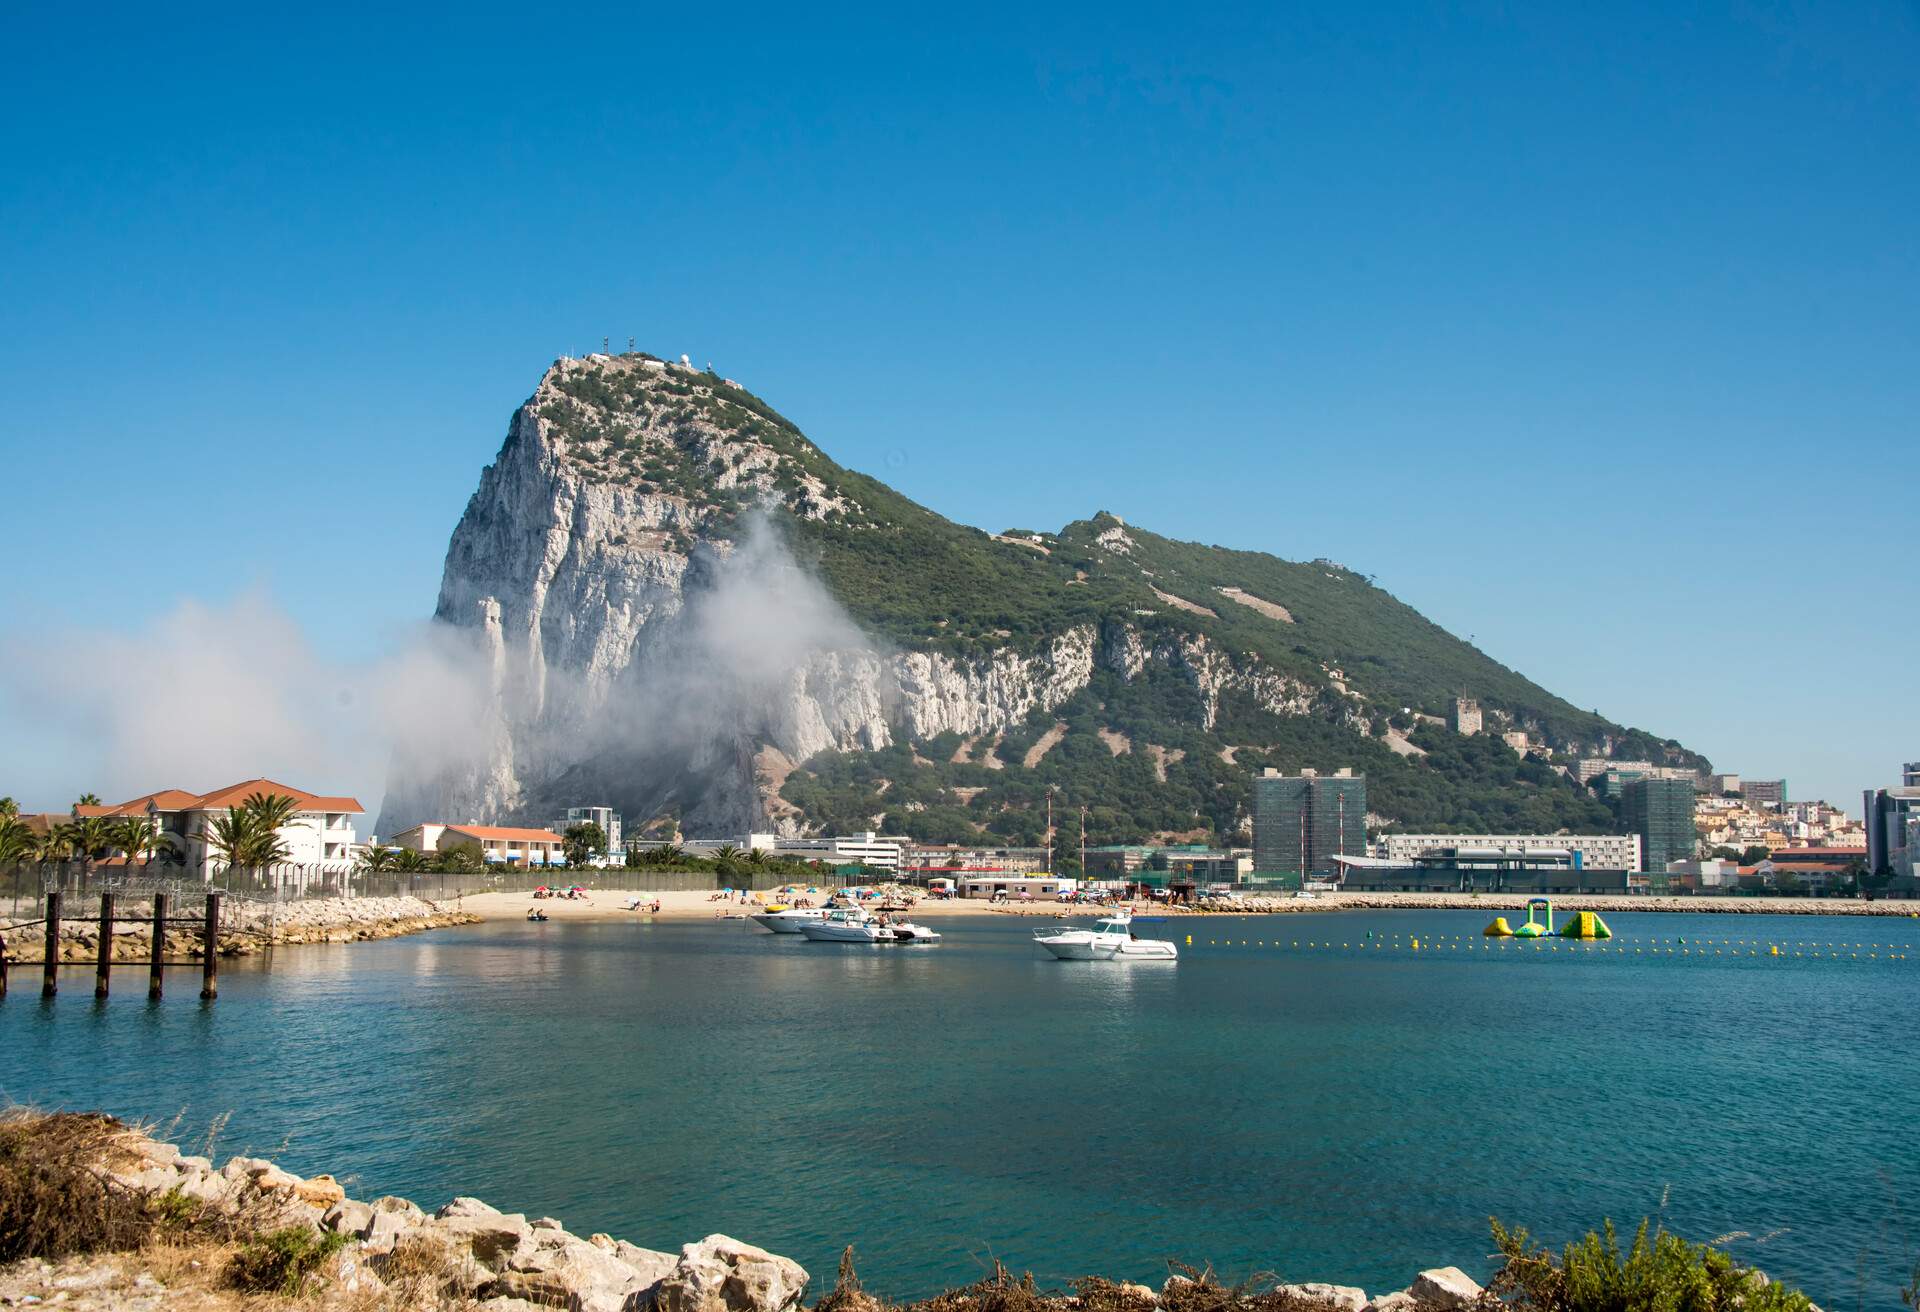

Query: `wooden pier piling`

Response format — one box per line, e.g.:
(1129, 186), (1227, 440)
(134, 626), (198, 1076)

(199, 893), (220, 1001)
(149, 893), (168, 1001)
(95, 891), (115, 999)
(43, 890), (61, 998)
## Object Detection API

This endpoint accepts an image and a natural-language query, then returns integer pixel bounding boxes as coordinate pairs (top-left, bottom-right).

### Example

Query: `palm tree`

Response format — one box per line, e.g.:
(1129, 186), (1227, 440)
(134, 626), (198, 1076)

(0, 813), (35, 865)
(650, 843), (684, 867)
(0, 797), (18, 819)
(358, 844), (398, 874)
(743, 847), (768, 865)
(35, 826), (74, 863)
(196, 807), (252, 873)
(714, 844), (743, 863)
(75, 793), (102, 807)
(393, 848), (430, 873)
(110, 816), (157, 871)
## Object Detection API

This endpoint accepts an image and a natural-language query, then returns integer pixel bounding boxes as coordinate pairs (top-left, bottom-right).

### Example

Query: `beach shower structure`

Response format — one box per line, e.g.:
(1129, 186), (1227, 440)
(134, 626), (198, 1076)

(1483, 898), (1611, 940)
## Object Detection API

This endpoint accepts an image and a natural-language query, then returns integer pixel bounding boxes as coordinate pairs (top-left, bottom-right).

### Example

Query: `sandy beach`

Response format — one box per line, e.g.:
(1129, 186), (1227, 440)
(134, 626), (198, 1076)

(448, 887), (1920, 923)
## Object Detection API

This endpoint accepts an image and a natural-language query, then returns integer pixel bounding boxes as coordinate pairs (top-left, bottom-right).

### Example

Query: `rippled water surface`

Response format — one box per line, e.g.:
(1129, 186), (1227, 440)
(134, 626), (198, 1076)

(6, 910), (1918, 1307)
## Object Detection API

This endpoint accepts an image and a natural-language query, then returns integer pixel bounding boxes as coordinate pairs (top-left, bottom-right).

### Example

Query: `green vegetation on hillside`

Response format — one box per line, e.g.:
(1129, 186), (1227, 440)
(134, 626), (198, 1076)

(536, 353), (1702, 844)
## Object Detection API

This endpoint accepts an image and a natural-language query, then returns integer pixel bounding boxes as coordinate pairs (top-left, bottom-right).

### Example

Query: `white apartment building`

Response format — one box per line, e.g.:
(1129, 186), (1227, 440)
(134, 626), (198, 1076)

(771, 831), (909, 871)
(82, 778), (362, 877)
(387, 822), (564, 866)
(1375, 832), (1644, 872)
(552, 807), (622, 855)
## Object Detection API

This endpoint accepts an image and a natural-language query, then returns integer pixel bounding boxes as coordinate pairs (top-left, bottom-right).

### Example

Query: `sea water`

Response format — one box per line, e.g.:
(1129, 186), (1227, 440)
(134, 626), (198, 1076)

(4, 910), (1917, 1307)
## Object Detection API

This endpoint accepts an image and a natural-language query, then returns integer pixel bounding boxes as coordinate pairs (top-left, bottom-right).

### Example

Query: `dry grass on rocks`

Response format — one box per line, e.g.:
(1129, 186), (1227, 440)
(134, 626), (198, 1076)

(0, 1110), (159, 1263)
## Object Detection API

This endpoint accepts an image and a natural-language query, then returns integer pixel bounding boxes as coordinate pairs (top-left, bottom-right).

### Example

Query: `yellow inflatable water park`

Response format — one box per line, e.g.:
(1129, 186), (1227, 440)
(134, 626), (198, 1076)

(1559, 909), (1612, 939)
(1483, 899), (1612, 940)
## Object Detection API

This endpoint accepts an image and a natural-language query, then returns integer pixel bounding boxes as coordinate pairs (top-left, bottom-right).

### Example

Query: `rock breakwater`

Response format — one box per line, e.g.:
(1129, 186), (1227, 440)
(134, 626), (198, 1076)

(0, 895), (477, 963)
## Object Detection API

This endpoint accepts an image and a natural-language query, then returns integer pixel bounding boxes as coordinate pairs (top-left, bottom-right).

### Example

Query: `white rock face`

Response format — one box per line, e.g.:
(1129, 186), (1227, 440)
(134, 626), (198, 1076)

(380, 356), (1365, 838)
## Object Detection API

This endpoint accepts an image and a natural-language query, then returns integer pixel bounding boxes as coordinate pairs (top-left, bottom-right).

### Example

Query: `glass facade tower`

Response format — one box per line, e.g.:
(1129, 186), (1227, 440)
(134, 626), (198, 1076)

(1253, 770), (1366, 879)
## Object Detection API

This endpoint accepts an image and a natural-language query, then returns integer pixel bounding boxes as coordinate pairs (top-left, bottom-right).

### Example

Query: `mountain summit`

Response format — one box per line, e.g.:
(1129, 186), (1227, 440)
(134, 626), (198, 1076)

(378, 352), (1699, 847)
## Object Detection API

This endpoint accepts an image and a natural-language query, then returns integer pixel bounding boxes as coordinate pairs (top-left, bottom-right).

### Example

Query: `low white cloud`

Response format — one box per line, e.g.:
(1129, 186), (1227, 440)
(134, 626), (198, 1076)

(0, 591), (491, 817)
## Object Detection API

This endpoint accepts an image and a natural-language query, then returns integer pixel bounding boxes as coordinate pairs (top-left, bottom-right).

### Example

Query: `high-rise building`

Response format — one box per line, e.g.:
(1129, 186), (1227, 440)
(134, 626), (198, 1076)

(1743, 779), (1787, 806)
(1624, 777), (1696, 873)
(554, 805), (622, 855)
(1253, 768), (1366, 879)
(1451, 698), (1483, 736)
(1864, 770), (1920, 878)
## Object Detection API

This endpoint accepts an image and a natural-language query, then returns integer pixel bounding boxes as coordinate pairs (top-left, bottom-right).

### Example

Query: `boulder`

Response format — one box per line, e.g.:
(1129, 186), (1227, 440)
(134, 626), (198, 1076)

(365, 1195), (428, 1250)
(1363, 1293), (1416, 1312)
(1120, 1283), (1159, 1303)
(323, 1199), (376, 1236)
(614, 1242), (680, 1288)
(1279, 1283), (1368, 1312)
(429, 1203), (535, 1269)
(294, 1173), (346, 1207)
(1408, 1268), (1482, 1310)
(486, 1232), (660, 1311)
(652, 1235), (810, 1312)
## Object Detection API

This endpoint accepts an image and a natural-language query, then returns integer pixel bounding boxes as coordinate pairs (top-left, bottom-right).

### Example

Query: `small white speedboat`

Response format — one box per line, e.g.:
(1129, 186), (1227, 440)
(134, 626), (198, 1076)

(750, 908), (829, 934)
(798, 908), (890, 942)
(1034, 913), (1178, 961)
(886, 921), (942, 944)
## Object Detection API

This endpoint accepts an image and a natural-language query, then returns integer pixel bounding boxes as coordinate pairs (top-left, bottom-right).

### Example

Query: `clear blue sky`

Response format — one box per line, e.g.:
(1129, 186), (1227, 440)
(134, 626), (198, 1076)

(2, 1), (1915, 812)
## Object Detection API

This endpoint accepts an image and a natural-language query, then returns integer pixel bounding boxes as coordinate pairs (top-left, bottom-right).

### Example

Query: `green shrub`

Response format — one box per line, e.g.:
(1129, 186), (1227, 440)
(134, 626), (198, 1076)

(228, 1225), (348, 1296)
(1488, 1217), (1814, 1312)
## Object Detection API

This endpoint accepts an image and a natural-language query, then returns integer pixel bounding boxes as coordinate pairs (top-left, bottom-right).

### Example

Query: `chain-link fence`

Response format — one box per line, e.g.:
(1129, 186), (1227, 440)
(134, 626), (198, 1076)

(3, 861), (830, 920)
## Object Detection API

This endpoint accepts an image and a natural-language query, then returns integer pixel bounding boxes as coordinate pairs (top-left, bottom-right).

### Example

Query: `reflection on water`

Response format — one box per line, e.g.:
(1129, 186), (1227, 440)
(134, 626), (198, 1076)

(5, 910), (1917, 1309)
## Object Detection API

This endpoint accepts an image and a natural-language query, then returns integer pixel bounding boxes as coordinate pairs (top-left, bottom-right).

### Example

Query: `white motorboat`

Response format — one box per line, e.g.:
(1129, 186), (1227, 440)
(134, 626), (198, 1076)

(750, 908), (829, 934)
(1034, 913), (1178, 961)
(798, 908), (890, 942)
(798, 909), (943, 944)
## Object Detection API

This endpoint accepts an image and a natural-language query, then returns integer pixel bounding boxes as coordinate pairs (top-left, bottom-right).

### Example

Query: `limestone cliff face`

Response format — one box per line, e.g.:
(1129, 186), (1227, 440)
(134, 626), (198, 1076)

(381, 351), (1676, 842)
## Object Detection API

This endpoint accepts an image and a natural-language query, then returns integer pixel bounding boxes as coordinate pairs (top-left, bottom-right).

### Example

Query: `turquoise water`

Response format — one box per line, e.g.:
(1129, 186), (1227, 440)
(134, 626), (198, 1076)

(4, 910), (1918, 1307)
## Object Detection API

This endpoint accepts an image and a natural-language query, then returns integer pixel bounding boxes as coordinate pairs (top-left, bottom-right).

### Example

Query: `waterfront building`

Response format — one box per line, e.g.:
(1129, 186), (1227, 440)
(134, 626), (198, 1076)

(1374, 832), (1642, 871)
(552, 806), (622, 855)
(78, 778), (362, 877)
(1082, 845), (1249, 882)
(1625, 777), (1697, 873)
(766, 831), (909, 871)
(1451, 698), (1483, 736)
(1336, 853), (1629, 895)
(900, 844), (1048, 877)
(1252, 768), (1366, 880)
(1743, 779), (1788, 806)
(388, 822), (564, 866)
(956, 874), (1076, 900)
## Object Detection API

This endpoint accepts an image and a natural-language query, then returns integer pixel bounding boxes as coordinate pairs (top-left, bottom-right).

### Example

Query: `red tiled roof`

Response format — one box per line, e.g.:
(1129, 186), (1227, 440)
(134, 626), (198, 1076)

(90, 780), (365, 817)
(444, 825), (563, 844)
(181, 779), (364, 814)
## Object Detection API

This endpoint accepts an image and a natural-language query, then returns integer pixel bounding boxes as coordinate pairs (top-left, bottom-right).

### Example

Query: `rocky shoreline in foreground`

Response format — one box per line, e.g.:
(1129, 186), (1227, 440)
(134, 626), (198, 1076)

(0, 1114), (1503, 1312)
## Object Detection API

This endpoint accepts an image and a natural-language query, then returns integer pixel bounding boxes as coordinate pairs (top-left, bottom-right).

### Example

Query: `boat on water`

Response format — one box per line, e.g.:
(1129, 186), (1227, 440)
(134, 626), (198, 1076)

(797, 908), (942, 944)
(750, 907), (829, 934)
(1033, 912), (1178, 961)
